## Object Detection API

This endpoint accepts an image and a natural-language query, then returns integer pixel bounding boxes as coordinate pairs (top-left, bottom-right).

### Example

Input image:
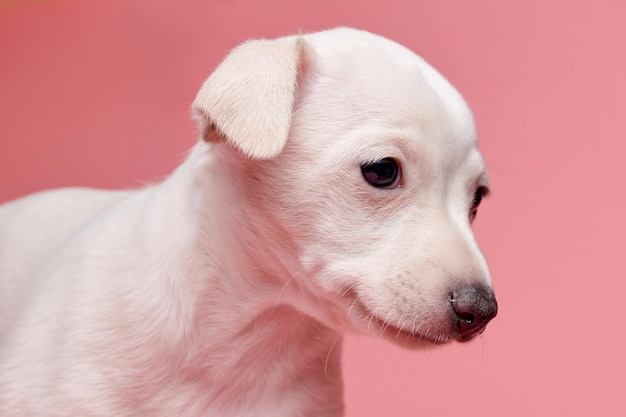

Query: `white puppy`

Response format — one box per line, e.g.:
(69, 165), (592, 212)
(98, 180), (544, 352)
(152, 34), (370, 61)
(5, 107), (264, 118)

(0, 28), (497, 416)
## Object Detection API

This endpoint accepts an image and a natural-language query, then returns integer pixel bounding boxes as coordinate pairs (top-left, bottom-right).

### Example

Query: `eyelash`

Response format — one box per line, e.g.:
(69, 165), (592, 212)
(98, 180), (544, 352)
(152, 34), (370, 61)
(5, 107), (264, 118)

(469, 186), (488, 222)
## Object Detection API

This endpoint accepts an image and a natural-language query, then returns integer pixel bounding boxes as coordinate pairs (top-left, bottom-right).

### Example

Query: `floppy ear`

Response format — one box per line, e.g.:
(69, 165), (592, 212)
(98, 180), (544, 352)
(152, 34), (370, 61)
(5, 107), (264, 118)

(192, 36), (308, 159)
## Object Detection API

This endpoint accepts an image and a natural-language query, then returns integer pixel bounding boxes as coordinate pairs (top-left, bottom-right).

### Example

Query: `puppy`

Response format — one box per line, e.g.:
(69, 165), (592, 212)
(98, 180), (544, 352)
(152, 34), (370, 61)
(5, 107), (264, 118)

(0, 28), (497, 416)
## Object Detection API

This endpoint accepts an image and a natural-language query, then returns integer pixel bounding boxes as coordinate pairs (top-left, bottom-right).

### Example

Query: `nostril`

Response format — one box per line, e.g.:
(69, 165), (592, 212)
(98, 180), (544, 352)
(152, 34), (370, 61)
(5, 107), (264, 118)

(450, 285), (497, 342)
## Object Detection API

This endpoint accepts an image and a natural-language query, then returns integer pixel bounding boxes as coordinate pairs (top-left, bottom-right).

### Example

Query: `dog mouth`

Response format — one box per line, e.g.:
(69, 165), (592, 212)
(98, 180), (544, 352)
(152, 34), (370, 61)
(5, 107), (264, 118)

(368, 313), (451, 347)
(343, 291), (453, 347)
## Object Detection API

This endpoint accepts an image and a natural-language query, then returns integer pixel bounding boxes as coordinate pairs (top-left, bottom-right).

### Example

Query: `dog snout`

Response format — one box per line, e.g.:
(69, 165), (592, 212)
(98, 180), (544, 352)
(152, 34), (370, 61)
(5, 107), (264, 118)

(450, 285), (497, 342)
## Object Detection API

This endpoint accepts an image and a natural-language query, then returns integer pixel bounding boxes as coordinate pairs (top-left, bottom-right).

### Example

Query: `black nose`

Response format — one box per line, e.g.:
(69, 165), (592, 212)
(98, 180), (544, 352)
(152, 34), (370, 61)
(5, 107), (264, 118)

(450, 285), (498, 342)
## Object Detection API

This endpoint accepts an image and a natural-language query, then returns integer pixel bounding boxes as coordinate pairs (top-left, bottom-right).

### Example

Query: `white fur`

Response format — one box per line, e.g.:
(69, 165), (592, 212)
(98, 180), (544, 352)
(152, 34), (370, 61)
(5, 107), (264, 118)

(0, 28), (495, 416)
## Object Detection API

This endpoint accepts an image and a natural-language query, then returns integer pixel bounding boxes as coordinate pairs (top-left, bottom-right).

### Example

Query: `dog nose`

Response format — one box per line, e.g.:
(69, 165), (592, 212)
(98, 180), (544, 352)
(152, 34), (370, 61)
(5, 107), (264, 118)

(450, 285), (498, 342)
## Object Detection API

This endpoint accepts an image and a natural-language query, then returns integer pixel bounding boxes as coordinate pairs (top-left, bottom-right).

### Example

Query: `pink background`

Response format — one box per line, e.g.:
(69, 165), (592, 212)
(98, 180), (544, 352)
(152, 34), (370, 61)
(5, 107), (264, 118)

(1, 0), (625, 415)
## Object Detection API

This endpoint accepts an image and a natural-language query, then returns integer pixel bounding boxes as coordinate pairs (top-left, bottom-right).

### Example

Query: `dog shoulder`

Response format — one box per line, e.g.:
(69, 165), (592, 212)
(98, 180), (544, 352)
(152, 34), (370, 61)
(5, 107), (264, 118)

(0, 187), (130, 330)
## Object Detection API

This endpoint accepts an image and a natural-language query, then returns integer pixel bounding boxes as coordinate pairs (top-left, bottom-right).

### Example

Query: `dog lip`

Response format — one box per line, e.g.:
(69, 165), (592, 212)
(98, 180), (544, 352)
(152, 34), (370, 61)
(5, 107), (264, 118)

(369, 314), (449, 345)
(342, 290), (450, 345)
(454, 321), (489, 342)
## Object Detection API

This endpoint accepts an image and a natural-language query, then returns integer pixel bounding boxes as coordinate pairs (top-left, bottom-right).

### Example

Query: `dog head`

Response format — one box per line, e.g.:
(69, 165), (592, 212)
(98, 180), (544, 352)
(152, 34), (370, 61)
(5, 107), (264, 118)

(193, 28), (497, 346)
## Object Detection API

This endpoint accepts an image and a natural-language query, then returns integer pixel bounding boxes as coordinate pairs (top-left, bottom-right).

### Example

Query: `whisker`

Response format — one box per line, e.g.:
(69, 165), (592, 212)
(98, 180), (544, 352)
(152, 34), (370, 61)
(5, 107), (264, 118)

(366, 310), (377, 333)
(338, 284), (357, 298)
(410, 316), (419, 335)
(347, 288), (359, 318)
(397, 316), (411, 338)
(271, 266), (306, 307)
(324, 334), (343, 379)
(381, 306), (397, 335)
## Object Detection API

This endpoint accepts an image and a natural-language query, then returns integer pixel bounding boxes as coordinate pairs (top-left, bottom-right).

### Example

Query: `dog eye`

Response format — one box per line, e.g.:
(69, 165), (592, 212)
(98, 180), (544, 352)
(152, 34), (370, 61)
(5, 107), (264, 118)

(361, 158), (400, 188)
(469, 186), (486, 222)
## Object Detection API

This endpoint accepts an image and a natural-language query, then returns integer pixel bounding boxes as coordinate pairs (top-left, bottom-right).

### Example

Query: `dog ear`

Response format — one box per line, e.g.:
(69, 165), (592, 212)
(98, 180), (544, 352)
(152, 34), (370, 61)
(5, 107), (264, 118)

(192, 36), (309, 159)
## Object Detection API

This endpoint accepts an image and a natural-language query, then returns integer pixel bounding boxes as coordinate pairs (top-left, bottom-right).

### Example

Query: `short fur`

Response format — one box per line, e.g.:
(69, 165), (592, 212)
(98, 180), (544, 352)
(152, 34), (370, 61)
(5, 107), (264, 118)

(0, 28), (496, 416)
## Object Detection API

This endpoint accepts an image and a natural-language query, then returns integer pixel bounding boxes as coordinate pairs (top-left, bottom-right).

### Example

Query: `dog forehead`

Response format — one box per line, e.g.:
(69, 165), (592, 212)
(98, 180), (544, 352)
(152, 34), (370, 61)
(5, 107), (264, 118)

(302, 28), (477, 152)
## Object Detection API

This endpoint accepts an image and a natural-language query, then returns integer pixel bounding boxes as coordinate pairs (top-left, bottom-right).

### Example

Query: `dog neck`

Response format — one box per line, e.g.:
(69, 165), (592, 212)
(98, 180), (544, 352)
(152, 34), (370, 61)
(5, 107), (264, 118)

(120, 142), (345, 416)
(184, 304), (344, 416)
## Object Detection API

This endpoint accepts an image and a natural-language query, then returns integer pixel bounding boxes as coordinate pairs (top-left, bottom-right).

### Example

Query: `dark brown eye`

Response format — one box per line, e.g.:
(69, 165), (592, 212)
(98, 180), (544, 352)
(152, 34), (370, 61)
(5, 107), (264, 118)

(469, 186), (486, 222)
(361, 158), (400, 188)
